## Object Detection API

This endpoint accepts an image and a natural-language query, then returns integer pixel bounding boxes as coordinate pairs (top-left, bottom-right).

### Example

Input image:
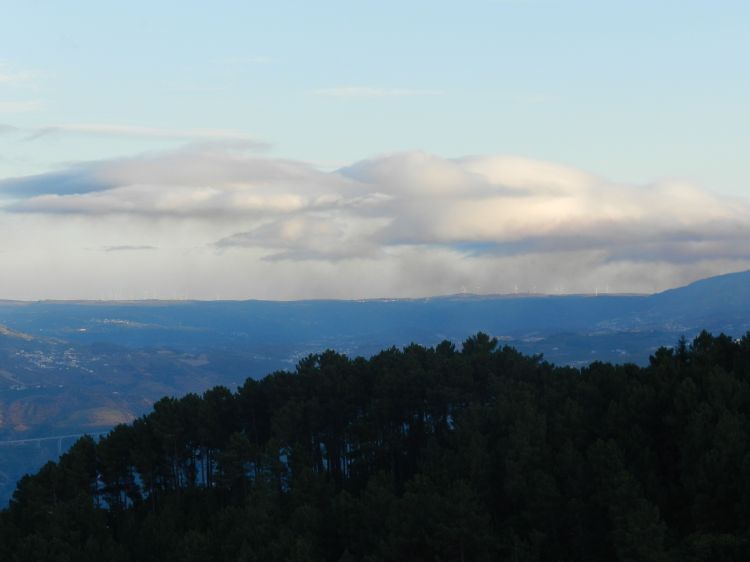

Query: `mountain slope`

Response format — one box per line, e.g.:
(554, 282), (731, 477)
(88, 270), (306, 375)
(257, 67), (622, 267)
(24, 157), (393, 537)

(644, 269), (750, 332)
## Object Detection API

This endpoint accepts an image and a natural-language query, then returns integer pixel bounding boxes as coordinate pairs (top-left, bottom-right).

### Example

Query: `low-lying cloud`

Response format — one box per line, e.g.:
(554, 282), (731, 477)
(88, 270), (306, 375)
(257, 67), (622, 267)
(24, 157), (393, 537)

(0, 144), (748, 299)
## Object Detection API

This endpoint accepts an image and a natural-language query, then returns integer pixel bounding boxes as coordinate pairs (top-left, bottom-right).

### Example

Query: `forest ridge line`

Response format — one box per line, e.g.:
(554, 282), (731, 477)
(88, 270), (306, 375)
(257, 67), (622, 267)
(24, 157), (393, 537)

(2, 330), (749, 560)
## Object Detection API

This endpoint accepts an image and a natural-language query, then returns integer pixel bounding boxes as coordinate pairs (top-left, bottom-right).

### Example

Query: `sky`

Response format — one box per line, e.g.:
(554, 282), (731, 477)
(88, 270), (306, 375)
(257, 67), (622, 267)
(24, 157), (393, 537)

(0, 0), (749, 299)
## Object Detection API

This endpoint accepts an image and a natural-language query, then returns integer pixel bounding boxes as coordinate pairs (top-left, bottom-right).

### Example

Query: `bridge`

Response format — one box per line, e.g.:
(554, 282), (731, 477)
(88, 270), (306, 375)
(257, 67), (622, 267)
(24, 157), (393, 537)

(0, 431), (110, 455)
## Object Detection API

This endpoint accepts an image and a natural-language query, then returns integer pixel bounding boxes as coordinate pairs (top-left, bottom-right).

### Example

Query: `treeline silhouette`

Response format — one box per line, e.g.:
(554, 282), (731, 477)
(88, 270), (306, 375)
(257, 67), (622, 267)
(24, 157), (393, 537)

(1, 331), (750, 561)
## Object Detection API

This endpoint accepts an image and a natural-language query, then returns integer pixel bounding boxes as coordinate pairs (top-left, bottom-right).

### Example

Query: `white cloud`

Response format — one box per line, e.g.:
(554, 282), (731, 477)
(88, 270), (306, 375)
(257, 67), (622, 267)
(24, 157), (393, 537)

(0, 144), (748, 298)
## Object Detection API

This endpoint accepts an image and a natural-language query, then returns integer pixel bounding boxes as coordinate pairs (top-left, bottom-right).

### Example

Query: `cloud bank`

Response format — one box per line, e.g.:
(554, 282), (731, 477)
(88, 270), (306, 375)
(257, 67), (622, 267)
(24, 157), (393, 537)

(0, 144), (748, 299)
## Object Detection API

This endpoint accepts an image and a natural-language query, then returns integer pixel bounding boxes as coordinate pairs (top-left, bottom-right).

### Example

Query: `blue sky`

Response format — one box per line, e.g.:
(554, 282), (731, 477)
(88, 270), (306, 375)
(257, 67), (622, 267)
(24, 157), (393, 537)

(0, 0), (749, 299)
(3, 0), (749, 189)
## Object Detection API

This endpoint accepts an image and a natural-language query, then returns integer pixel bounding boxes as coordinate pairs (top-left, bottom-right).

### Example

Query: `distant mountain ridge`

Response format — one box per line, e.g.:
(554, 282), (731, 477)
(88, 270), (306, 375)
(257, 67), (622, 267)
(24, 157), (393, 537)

(646, 269), (750, 327)
(1, 269), (749, 355)
(0, 268), (748, 505)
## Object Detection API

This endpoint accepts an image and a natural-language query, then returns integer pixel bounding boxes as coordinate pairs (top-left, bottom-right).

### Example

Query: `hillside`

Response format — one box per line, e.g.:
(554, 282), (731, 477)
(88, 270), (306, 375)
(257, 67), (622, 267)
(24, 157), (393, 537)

(644, 269), (750, 333)
(1, 332), (749, 561)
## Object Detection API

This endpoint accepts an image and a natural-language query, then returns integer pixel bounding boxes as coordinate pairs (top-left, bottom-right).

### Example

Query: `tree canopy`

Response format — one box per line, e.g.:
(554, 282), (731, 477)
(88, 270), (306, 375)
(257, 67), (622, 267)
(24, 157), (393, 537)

(2, 331), (750, 561)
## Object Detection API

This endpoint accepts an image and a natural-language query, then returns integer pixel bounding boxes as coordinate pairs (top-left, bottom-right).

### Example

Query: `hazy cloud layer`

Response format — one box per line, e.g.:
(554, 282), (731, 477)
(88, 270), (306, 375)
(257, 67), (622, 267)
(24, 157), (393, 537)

(0, 62), (37, 85)
(101, 245), (157, 252)
(23, 124), (268, 144)
(0, 100), (43, 114)
(0, 122), (267, 145)
(0, 144), (748, 299)
(311, 86), (444, 98)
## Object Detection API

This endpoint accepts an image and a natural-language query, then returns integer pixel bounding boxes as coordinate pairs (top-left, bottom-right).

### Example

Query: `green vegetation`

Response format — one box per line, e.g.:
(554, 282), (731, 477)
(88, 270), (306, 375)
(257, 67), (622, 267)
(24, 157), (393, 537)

(1, 331), (750, 561)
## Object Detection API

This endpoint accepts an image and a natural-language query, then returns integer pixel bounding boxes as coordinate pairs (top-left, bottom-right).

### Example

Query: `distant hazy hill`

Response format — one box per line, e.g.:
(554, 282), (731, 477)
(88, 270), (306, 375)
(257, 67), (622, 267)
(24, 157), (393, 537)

(644, 269), (750, 332)
(1, 269), (748, 355)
